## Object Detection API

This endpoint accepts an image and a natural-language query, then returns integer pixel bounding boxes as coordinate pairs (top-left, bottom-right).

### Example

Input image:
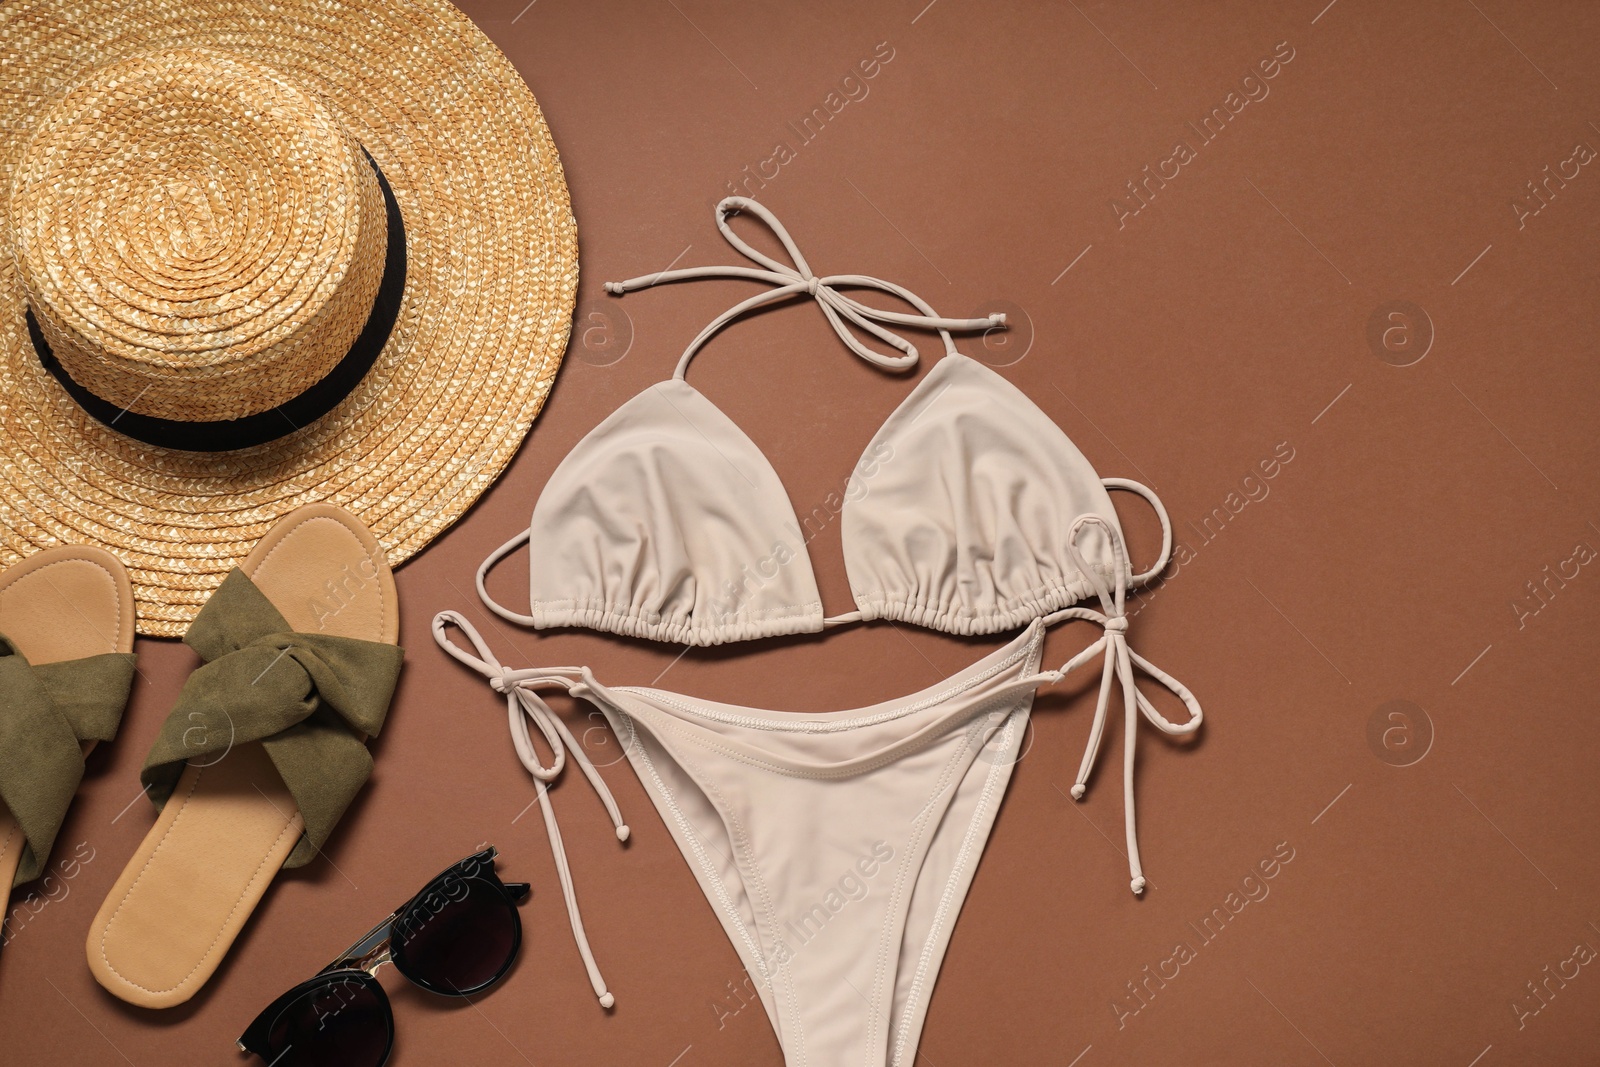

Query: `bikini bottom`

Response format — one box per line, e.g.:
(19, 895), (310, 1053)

(433, 609), (1200, 1067)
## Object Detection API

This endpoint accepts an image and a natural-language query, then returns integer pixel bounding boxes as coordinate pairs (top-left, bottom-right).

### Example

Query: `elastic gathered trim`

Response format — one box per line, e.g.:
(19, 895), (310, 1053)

(532, 599), (824, 646)
(852, 573), (1110, 635)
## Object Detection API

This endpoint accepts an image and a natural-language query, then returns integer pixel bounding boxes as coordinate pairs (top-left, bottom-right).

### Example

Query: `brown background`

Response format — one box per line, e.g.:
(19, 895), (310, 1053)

(4, 0), (1599, 1063)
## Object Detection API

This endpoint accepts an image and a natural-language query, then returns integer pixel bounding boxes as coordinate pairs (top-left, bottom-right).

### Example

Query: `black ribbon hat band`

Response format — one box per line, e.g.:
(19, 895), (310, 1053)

(28, 151), (406, 454)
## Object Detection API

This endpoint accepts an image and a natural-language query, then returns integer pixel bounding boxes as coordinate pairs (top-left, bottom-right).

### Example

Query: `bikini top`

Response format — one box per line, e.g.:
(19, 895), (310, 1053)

(478, 197), (1175, 644)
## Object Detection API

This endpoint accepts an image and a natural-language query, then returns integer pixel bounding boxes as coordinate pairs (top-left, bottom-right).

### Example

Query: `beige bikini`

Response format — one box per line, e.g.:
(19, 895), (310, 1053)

(435, 198), (1202, 1067)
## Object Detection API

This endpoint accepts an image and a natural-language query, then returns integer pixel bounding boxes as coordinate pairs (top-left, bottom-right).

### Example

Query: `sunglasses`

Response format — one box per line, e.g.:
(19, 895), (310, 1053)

(238, 847), (529, 1066)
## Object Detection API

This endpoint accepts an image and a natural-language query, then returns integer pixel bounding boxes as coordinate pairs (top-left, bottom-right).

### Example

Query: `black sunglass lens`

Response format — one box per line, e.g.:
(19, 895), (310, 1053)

(261, 976), (391, 1067)
(392, 874), (518, 995)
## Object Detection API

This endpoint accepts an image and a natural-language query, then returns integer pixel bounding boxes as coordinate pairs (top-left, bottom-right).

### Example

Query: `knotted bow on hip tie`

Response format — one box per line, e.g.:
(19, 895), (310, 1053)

(432, 611), (628, 1009)
(1040, 515), (1203, 896)
(142, 570), (403, 868)
(605, 195), (1005, 379)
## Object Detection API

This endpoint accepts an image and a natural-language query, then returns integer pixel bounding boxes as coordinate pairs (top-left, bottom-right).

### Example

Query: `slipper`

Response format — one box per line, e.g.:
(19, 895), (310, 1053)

(0, 547), (137, 915)
(87, 504), (402, 1008)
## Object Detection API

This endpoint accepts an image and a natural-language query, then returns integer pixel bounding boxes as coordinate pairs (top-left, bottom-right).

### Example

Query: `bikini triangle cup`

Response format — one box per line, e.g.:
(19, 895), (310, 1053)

(434, 197), (1203, 1017)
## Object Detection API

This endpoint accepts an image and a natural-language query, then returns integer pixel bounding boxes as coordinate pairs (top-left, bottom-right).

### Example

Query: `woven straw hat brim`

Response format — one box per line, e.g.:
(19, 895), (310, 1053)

(0, 0), (577, 637)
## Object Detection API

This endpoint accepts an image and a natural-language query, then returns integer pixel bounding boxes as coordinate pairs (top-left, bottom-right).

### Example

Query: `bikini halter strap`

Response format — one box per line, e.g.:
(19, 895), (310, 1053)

(605, 196), (1004, 380)
(432, 610), (628, 1009)
(1039, 515), (1203, 896)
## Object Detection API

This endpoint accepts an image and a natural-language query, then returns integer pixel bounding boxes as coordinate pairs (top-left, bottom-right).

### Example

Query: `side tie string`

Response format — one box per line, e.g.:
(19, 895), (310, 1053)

(1039, 517), (1203, 896)
(604, 196), (1004, 378)
(432, 611), (628, 1008)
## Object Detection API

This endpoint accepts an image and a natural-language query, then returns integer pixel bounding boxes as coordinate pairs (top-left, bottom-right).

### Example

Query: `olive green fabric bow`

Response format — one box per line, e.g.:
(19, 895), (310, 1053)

(142, 569), (404, 868)
(0, 635), (136, 887)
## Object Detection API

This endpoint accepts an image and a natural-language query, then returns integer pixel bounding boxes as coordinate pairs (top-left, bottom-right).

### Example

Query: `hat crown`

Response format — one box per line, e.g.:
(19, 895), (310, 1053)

(152, 175), (223, 259)
(8, 48), (388, 423)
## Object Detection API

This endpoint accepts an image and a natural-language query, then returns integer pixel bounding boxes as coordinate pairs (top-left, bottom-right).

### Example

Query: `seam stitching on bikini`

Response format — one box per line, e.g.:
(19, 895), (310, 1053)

(864, 710), (976, 1062)
(642, 680), (1035, 783)
(893, 641), (1040, 1065)
(893, 713), (1015, 1067)
(626, 631), (1039, 735)
(531, 597), (822, 623)
(683, 752), (809, 1065)
(889, 671), (1036, 1062)
(614, 710), (799, 1045)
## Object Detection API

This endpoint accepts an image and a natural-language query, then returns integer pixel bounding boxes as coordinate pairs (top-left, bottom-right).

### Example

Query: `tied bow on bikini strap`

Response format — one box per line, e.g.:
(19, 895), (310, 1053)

(431, 611), (627, 1009)
(1041, 516), (1203, 896)
(605, 195), (1004, 378)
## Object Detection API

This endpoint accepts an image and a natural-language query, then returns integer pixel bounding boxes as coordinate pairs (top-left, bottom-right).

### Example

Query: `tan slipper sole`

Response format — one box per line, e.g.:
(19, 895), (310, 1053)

(0, 547), (135, 909)
(86, 505), (397, 1008)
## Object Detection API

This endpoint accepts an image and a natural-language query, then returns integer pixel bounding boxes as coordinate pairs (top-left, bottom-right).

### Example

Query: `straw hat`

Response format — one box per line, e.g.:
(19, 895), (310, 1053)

(0, 0), (577, 636)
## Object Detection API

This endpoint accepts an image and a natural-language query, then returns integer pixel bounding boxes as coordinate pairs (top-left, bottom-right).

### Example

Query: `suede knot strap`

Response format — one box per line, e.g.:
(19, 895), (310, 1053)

(0, 634), (135, 886)
(141, 570), (403, 868)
